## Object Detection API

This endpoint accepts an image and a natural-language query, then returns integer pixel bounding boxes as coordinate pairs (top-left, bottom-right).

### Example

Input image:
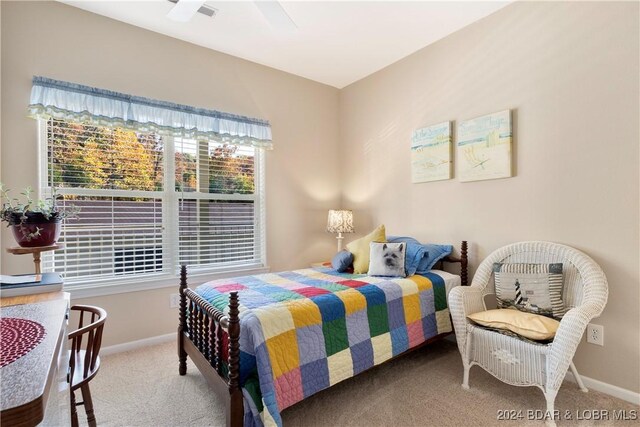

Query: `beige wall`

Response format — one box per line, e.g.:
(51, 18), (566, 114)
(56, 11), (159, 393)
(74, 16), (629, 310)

(2, 0), (639, 394)
(339, 1), (639, 392)
(1, 1), (340, 345)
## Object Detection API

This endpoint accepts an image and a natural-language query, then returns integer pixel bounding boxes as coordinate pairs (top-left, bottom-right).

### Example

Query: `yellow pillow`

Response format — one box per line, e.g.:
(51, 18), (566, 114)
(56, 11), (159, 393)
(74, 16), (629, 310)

(346, 224), (386, 274)
(467, 308), (560, 341)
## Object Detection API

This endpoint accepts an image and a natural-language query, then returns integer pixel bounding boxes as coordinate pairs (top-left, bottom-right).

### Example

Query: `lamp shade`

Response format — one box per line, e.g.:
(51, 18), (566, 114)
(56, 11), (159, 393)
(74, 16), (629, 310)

(327, 210), (354, 234)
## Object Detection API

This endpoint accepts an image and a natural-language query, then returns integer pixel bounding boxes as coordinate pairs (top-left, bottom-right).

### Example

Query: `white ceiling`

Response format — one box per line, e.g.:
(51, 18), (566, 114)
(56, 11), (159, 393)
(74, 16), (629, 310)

(60, 1), (511, 88)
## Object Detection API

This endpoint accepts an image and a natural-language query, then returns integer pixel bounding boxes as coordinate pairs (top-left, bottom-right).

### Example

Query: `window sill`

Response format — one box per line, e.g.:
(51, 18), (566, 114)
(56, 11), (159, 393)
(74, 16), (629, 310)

(65, 264), (270, 299)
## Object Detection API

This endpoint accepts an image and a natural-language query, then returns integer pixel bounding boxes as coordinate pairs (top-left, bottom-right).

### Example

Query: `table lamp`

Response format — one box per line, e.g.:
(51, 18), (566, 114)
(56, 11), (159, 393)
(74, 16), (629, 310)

(327, 209), (354, 252)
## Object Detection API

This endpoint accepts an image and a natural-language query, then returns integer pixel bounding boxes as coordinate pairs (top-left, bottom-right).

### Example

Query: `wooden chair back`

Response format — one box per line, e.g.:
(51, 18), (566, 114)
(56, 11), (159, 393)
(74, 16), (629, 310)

(68, 305), (107, 385)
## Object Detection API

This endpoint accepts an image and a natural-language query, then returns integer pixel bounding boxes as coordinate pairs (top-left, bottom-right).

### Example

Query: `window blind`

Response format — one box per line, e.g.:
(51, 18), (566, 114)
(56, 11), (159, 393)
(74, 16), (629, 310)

(175, 138), (262, 272)
(42, 119), (166, 281)
(178, 199), (257, 269)
(46, 119), (164, 191)
(42, 118), (265, 285)
(46, 196), (164, 280)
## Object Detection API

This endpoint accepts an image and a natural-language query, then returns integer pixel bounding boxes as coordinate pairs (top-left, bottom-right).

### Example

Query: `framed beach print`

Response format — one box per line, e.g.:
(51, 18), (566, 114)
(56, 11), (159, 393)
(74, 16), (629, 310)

(411, 121), (452, 183)
(457, 110), (512, 182)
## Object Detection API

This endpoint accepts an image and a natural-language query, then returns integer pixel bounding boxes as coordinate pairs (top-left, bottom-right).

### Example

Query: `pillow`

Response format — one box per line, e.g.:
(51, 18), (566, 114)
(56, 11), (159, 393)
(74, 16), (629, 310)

(346, 224), (386, 274)
(404, 243), (427, 276)
(493, 263), (565, 319)
(387, 236), (425, 276)
(387, 236), (420, 245)
(331, 250), (354, 273)
(467, 308), (560, 341)
(416, 244), (453, 274)
(387, 236), (453, 275)
(368, 242), (406, 277)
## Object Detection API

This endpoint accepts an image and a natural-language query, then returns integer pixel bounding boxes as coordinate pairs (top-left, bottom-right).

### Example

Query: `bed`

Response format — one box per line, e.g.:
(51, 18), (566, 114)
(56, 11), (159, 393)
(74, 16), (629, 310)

(178, 241), (468, 427)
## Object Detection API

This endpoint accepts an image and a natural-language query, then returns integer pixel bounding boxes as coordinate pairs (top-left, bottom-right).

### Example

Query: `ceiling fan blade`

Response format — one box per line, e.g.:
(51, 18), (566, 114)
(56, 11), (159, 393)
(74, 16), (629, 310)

(254, 1), (297, 31)
(167, 0), (206, 22)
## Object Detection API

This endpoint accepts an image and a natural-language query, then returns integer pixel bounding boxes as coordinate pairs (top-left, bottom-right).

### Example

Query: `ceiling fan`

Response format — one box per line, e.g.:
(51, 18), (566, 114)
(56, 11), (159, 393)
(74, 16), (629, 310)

(167, 0), (297, 31)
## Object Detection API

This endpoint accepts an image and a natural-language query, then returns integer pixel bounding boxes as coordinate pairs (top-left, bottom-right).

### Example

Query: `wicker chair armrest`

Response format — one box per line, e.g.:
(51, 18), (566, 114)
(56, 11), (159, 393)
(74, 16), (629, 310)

(469, 261), (496, 294)
(547, 303), (601, 390)
(449, 286), (485, 357)
(450, 286), (486, 317)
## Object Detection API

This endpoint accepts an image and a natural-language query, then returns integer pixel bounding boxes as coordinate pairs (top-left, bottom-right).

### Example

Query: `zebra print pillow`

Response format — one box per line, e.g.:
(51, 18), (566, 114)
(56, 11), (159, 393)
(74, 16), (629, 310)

(493, 263), (565, 319)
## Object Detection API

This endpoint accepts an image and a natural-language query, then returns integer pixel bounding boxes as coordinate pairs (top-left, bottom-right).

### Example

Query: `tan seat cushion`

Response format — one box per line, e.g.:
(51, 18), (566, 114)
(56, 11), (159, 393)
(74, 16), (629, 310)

(467, 308), (560, 341)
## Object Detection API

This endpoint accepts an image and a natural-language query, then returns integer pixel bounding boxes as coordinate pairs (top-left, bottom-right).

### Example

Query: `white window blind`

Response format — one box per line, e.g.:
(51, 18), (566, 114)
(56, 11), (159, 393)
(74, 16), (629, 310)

(42, 118), (265, 285)
(175, 138), (263, 272)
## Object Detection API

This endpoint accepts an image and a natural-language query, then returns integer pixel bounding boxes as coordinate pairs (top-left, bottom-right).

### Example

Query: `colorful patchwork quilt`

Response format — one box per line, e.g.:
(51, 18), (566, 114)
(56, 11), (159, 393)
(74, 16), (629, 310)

(195, 266), (453, 427)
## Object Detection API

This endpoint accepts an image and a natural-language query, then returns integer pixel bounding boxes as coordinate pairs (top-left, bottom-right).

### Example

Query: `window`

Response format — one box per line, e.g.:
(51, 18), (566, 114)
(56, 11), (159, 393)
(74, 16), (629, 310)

(30, 76), (271, 290)
(41, 118), (265, 285)
(175, 138), (260, 270)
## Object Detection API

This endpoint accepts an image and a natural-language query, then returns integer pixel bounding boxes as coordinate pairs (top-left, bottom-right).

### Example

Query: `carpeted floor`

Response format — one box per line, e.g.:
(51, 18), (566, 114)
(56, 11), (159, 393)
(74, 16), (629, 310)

(76, 340), (638, 427)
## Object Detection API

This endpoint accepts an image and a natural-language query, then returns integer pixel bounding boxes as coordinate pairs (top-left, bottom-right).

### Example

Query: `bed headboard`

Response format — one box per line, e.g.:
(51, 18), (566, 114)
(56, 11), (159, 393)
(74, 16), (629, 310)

(439, 240), (468, 286)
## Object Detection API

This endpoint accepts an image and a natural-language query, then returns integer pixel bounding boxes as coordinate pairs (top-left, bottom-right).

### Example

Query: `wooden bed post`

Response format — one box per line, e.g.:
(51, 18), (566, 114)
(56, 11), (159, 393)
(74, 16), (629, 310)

(178, 264), (188, 376)
(461, 241), (468, 287)
(177, 268), (244, 426)
(227, 291), (243, 427)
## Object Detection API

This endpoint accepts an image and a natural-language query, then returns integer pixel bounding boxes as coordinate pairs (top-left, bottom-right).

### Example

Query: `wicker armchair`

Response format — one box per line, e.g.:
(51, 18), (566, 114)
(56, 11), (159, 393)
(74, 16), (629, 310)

(449, 241), (608, 426)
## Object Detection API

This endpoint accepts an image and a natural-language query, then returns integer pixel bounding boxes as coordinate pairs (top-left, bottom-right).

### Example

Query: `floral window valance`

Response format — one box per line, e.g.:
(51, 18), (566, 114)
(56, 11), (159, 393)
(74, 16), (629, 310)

(28, 76), (273, 149)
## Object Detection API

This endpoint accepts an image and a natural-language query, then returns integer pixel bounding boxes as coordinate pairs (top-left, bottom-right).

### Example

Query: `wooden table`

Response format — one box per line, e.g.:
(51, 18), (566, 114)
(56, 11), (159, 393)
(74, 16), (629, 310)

(6, 244), (63, 275)
(0, 291), (69, 427)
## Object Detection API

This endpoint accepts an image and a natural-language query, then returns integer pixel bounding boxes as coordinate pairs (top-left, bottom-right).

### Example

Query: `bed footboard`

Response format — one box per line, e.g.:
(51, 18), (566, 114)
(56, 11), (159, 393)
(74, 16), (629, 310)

(178, 265), (243, 427)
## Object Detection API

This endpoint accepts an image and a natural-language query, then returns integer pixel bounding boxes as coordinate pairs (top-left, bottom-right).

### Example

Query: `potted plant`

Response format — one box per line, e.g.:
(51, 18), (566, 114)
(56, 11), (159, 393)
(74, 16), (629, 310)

(0, 184), (79, 247)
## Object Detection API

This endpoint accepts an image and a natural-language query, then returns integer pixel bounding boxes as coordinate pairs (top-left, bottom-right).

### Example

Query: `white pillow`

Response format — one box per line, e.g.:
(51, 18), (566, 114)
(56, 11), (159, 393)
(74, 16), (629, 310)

(368, 242), (406, 277)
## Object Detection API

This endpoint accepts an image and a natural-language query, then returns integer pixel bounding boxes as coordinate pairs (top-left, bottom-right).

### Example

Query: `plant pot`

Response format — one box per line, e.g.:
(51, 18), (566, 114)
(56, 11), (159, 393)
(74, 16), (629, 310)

(10, 213), (62, 248)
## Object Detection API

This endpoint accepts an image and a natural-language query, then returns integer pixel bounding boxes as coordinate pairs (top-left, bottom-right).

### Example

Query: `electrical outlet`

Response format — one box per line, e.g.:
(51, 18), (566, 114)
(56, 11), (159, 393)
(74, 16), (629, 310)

(169, 293), (181, 309)
(586, 323), (604, 346)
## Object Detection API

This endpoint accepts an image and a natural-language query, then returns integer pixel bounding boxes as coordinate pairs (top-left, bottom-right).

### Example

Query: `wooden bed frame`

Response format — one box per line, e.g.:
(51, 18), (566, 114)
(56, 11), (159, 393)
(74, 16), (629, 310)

(178, 241), (468, 427)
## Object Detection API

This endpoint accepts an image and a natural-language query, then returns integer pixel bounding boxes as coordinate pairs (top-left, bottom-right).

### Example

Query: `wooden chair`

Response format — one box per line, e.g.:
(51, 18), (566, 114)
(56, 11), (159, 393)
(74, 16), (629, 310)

(68, 305), (107, 427)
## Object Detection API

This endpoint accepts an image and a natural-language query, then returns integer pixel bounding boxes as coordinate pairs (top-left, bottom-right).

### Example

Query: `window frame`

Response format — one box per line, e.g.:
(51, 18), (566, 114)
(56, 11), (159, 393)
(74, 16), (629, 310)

(38, 118), (268, 297)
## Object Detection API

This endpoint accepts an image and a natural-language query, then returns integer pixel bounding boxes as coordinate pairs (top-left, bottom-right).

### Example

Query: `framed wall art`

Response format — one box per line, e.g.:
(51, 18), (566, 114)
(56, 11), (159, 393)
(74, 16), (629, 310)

(411, 121), (452, 183)
(457, 110), (512, 182)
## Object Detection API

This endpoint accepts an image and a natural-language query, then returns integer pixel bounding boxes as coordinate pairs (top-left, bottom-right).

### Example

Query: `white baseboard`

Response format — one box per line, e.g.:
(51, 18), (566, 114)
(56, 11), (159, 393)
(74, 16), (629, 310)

(101, 333), (174, 356)
(564, 371), (640, 406)
(101, 332), (639, 406)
